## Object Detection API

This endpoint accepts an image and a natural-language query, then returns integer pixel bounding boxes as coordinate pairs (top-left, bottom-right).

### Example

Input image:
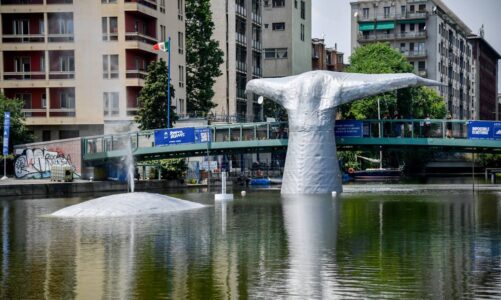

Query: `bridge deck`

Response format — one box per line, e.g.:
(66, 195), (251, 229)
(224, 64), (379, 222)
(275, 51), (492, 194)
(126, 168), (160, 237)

(82, 120), (500, 164)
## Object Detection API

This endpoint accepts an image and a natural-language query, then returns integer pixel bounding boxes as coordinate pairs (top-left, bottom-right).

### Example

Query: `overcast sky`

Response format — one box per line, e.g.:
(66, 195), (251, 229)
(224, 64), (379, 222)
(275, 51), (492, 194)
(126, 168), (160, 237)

(312, 0), (501, 87)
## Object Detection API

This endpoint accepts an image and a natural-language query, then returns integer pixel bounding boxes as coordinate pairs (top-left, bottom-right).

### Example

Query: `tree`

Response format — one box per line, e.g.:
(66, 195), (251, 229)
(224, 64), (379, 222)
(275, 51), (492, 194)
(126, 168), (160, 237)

(185, 0), (224, 115)
(135, 59), (177, 130)
(339, 43), (447, 119)
(0, 93), (33, 156)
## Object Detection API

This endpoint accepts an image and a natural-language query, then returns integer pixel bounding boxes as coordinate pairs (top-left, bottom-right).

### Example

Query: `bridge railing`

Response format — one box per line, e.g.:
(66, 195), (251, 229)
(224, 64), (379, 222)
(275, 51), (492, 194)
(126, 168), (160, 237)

(82, 119), (472, 155)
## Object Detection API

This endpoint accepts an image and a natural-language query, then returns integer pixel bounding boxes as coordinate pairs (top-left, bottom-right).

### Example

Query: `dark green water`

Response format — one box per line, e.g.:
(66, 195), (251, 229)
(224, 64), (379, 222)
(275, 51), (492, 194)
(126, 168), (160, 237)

(1, 189), (501, 299)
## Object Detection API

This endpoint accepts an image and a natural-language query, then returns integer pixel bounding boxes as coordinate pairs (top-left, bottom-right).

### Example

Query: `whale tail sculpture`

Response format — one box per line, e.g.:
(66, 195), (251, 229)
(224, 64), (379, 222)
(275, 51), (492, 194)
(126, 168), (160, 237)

(246, 71), (442, 195)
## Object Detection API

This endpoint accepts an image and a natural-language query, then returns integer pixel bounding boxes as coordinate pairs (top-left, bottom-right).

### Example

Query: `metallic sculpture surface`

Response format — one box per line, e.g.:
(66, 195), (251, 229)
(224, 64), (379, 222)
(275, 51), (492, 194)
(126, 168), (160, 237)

(246, 71), (441, 194)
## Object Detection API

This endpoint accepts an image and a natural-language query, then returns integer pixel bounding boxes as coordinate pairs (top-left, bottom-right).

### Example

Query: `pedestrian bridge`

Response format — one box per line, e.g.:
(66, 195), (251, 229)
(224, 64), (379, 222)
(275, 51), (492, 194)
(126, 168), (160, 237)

(82, 119), (500, 165)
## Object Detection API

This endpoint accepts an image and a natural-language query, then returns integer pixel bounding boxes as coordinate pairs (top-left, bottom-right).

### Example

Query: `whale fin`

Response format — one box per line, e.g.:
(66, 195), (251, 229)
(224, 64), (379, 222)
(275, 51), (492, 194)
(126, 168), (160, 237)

(246, 76), (295, 110)
(334, 72), (443, 107)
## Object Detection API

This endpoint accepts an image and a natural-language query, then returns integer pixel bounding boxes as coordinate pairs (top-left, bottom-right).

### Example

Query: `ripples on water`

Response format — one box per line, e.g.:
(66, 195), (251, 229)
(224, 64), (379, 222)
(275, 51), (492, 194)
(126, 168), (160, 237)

(1, 189), (500, 299)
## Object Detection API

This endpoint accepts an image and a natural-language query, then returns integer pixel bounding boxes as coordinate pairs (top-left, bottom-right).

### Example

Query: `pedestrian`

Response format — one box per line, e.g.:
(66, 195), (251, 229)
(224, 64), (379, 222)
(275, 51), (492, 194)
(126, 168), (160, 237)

(393, 111), (402, 137)
(446, 112), (452, 138)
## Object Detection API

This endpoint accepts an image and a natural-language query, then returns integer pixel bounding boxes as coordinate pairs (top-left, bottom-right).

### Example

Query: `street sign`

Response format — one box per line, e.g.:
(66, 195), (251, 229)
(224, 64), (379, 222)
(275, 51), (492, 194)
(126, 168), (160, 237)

(3, 112), (10, 156)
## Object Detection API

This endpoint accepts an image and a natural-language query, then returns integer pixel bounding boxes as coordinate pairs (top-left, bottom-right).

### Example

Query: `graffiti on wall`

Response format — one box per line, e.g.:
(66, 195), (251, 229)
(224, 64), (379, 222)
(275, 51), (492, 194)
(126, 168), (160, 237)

(14, 148), (75, 179)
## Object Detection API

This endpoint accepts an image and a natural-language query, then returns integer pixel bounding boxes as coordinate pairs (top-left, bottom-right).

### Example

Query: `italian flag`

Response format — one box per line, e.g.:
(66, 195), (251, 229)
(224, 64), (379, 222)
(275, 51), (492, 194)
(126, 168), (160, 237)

(153, 40), (170, 52)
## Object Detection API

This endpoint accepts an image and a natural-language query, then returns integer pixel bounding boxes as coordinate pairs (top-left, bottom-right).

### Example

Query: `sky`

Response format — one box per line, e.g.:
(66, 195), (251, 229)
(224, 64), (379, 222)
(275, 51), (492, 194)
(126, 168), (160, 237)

(312, 0), (501, 88)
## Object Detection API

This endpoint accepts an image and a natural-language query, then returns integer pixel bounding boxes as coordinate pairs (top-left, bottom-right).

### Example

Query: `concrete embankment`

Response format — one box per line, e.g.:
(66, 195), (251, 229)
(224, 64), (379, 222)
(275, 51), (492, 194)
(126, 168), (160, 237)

(0, 179), (185, 199)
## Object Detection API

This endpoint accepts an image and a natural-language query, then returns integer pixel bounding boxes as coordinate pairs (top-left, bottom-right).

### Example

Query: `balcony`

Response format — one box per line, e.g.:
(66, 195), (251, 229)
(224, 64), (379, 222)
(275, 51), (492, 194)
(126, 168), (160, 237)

(253, 66), (262, 77)
(4, 88), (47, 117)
(3, 51), (46, 81)
(395, 31), (427, 40)
(49, 87), (75, 117)
(126, 87), (141, 116)
(403, 50), (427, 58)
(0, 0), (43, 4)
(124, 0), (157, 11)
(236, 32), (246, 45)
(125, 32), (157, 45)
(252, 40), (262, 51)
(236, 61), (247, 73)
(236, 3), (246, 17)
(126, 70), (148, 79)
(1, 13), (45, 43)
(48, 13), (74, 42)
(358, 33), (394, 42)
(252, 13), (262, 25)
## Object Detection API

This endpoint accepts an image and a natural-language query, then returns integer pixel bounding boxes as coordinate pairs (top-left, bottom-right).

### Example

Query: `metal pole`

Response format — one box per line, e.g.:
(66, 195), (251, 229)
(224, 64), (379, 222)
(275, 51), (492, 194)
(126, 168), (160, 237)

(2, 157), (6, 180)
(378, 98), (383, 170)
(167, 36), (171, 128)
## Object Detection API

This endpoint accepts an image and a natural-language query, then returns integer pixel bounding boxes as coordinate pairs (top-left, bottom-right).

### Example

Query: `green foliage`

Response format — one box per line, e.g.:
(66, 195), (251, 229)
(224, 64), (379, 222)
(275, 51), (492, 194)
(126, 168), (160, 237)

(476, 154), (501, 168)
(339, 43), (447, 119)
(159, 158), (187, 180)
(135, 59), (177, 130)
(186, 0), (224, 114)
(0, 93), (33, 153)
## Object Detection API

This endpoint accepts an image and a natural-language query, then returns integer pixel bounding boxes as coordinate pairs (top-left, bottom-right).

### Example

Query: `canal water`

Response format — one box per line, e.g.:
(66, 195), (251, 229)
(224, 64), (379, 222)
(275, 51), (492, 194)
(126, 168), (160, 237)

(1, 188), (500, 299)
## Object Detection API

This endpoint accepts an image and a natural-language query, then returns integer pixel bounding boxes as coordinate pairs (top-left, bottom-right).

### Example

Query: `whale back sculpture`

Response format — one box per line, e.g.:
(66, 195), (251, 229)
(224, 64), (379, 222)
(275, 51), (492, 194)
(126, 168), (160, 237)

(246, 71), (442, 195)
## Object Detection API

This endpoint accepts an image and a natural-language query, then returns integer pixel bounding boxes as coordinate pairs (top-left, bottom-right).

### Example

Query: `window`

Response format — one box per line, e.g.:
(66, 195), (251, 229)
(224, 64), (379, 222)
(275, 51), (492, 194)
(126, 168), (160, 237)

(400, 43), (406, 53)
(103, 54), (119, 79)
(60, 91), (75, 109)
(363, 8), (370, 19)
(60, 56), (74, 72)
(178, 99), (185, 114)
(418, 61), (426, 71)
(102, 17), (118, 41)
(384, 7), (390, 18)
(418, 4), (426, 12)
(160, 25), (166, 42)
(103, 92), (119, 116)
(16, 94), (32, 111)
(300, 24), (305, 41)
(178, 31), (184, 54)
(294, 0), (297, 9)
(409, 5), (415, 13)
(272, 22), (285, 31)
(401, 5), (406, 16)
(300, 1), (305, 19)
(160, 0), (165, 13)
(400, 24), (405, 33)
(410, 24), (415, 31)
(13, 19), (29, 35)
(41, 93), (47, 109)
(179, 65), (184, 87)
(42, 130), (51, 142)
(178, 0), (184, 20)
(272, 0), (285, 7)
(264, 48), (288, 59)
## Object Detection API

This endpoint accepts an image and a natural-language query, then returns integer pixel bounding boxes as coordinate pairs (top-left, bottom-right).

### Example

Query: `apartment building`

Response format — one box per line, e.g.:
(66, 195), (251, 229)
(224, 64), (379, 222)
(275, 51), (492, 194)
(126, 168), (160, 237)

(211, 0), (263, 122)
(0, 0), (185, 141)
(312, 38), (345, 72)
(468, 35), (500, 120)
(351, 0), (481, 120)
(262, 0), (312, 77)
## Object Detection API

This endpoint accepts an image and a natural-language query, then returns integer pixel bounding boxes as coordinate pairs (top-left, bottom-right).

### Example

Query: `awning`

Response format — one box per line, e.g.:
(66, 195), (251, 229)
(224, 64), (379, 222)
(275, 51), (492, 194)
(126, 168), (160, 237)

(359, 22), (375, 31)
(398, 19), (426, 24)
(376, 21), (395, 30)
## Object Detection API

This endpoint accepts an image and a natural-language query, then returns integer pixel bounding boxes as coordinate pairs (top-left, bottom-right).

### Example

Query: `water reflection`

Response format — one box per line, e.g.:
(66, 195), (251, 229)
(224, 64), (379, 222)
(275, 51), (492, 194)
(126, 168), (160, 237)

(0, 191), (500, 299)
(281, 194), (339, 298)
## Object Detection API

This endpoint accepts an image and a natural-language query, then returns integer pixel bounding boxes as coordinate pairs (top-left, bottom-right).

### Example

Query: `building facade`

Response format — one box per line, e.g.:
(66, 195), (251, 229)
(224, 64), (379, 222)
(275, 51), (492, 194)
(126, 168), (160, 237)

(312, 38), (345, 72)
(351, 0), (479, 120)
(468, 36), (500, 120)
(262, 0), (312, 77)
(211, 0), (263, 122)
(0, 0), (186, 141)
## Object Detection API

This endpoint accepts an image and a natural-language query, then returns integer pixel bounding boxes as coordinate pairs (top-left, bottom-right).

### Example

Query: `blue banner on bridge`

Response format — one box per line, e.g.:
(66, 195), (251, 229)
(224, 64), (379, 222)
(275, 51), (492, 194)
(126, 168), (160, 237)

(155, 128), (195, 146)
(467, 121), (501, 140)
(154, 127), (212, 147)
(494, 122), (501, 140)
(3, 112), (10, 155)
(335, 120), (363, 138)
